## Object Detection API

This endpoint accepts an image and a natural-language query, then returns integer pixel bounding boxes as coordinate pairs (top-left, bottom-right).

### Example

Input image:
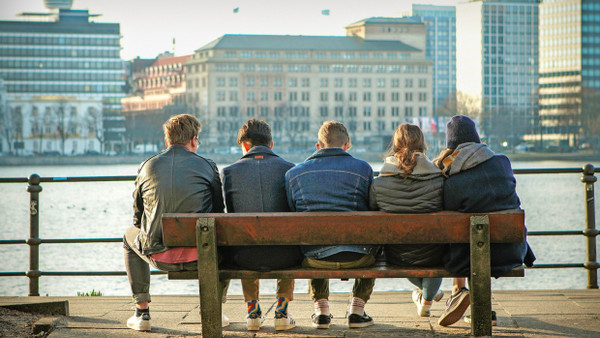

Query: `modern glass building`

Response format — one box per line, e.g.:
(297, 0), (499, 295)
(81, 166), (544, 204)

(0, 8), (125, 155)
(457, 0), (540, 148)
(538, 0), (600, 148)
(412, 4), (456, 117)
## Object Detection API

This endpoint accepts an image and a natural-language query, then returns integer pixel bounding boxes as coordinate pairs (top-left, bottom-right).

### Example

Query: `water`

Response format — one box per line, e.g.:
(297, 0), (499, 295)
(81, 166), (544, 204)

(0, 160), (599, 297)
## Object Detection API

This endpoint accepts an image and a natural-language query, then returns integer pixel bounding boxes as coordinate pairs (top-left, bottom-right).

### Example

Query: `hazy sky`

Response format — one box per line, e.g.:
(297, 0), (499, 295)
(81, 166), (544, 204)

(0, 0), (461, 60)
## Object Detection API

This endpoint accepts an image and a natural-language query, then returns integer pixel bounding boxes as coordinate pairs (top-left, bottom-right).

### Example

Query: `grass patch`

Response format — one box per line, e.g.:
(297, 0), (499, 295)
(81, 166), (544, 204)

(77, 289), (103, 297)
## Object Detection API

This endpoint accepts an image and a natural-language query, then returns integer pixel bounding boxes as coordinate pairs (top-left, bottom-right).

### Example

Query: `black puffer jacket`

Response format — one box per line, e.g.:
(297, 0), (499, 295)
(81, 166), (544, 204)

(369, 154), (447, 266)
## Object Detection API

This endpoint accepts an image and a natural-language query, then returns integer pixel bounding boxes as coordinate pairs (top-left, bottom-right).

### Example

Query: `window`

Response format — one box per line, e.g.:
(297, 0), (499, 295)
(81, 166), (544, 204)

(260, 91), (268, 101)
(229, 91), (238, 101)
(289, 92), (298, 101)
(363, 79), (372, 88)
(334, 78), (343, 87)
(246, 77), (255, 87)
(301, 91), (310, 101)
(335, 92), (344, 102)
(405, 92), (413, 101)
(377, 92), (385, 101)
(320, 106), (329, 117)
(301, 78), (310, 87)
(419, 79), (427, 88)
(419, 107), (427, 116)
(405, 106), (413, 117)
(377, 79), (386, 88)
(348, 78), (357, 88)
(289, 78), (298, 87)
(363, 106), (371, 116)
(320, 78), (329, 87)
(274, 92), (282, 101)
(229, 77), (238, 87)
(419, 92), (427, 101)
(348, 106), (357, 117)
(377, 106), (385, 117)
(246, 91), (255, 101)
(273, 77), (282, 87)
(348, 92), (357, 102)
(217, 91), (225, 101)
(391, 79), (400, 88)
(363, 121), (371, 131)
(216, 77), (225, 87)
(260, 77), (269, 87)
(405, 79), (413, 88)
(391, 106), (400, 116)
(246, 106), (255, 116)
(320, 92), (329, 102)
(363, 92), (371, 102)
(335, 106), (343, 117)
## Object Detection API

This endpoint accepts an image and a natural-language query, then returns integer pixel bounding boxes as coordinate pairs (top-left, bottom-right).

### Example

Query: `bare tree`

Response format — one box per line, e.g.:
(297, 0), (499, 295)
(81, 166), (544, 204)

(0, 104), (15, 154)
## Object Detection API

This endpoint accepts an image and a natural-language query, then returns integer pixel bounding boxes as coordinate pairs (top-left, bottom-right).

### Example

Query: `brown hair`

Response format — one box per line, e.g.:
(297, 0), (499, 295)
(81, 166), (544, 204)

(162, 114), (201, 146)
(318, 120), (351, 148)
(237, 118), (272, 147)
(390, 123), (426, 177)
(433, 148), (455, 171)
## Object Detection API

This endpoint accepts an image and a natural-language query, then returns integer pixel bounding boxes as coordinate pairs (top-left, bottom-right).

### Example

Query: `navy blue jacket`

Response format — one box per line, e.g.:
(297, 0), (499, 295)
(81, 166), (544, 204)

(443, 155), (536, 277)
(285, 148), (378, 258)
(222, 146), (294, 213)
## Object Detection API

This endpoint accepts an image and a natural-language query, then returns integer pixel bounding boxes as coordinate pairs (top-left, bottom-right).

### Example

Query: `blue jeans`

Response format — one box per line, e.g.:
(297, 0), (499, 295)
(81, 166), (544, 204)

(407, 277), (443, 301)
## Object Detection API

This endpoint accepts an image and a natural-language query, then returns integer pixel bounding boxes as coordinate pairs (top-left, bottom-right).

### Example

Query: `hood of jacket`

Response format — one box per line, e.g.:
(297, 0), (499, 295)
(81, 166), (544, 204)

(379, 153), (441, 180)
(442, 142), (495, 177)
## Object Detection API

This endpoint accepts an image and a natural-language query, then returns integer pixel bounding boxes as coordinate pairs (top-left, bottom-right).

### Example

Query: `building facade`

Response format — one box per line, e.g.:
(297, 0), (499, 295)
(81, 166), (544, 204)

(538, 0), (600, 149)
(0, 8), (125, 155)
(457, 0), (540, 148)
(412, 4), (457, 117)
(121, 53), (191, 152)
(185, 18), (434, 152)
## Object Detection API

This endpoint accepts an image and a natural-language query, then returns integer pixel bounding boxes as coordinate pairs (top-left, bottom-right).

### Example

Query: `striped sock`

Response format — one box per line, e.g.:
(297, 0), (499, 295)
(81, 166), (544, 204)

(275, 297), (289, 314)
(350, 297), (365, 315)
(314, 298), (330, 316)
(247, 300), (261, 315)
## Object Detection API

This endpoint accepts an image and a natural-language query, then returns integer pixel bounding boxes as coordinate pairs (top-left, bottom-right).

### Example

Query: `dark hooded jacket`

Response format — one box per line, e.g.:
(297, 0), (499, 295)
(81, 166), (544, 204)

(441, 143), (536, 277)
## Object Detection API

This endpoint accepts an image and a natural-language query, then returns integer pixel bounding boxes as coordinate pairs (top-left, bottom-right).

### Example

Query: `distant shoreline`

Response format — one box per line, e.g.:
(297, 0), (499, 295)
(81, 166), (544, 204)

(0, 150), (598, 167)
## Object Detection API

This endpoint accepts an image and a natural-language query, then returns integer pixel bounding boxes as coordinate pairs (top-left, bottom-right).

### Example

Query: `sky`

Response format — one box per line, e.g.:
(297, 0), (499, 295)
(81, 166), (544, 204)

(0, 0), (461, 60)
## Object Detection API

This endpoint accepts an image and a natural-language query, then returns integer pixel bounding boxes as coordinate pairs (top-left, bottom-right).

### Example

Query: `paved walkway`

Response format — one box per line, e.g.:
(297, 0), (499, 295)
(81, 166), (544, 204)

(1, 289), (599, 337)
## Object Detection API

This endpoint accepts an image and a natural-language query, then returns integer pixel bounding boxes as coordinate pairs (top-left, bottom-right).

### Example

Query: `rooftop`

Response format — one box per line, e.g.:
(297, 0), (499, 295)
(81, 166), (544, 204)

(197, 34), (421, 52)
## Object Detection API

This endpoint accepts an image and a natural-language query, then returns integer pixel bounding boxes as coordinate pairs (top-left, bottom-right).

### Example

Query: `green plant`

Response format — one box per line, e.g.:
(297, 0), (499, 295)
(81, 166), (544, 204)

(77, 289), (103, 297)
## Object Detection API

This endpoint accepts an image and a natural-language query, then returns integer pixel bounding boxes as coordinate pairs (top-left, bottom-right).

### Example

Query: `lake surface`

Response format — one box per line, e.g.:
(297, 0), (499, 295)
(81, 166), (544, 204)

(0, 159), (599, 297)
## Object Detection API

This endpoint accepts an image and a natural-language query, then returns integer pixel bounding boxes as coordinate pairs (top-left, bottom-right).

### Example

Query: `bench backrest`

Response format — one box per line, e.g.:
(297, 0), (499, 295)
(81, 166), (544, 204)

(162, 210), (524, 247)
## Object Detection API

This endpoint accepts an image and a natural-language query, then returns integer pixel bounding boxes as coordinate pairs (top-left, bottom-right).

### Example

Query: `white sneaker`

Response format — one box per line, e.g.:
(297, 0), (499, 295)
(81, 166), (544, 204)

(412, 289), (432, 317)
(246, 312), (264, 331)
(222, 313), (230, 327)
(274, 312), (296, 331)
(127, 312), (151, 331)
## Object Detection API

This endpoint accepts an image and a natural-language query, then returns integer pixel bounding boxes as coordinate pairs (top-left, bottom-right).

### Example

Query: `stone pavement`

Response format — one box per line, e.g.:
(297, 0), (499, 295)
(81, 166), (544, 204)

(1, 289), (599, 337)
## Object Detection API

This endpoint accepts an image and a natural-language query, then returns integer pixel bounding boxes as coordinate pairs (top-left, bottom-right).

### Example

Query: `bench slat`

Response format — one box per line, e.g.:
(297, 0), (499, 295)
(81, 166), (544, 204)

(167, 265), (524, 280)
(162, 210), (525, 247)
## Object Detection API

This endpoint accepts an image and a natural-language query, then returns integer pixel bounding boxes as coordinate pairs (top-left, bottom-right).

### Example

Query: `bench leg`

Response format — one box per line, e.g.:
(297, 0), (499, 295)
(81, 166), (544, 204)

(470, 215), (492, 337)
(196, 217), (222, 338)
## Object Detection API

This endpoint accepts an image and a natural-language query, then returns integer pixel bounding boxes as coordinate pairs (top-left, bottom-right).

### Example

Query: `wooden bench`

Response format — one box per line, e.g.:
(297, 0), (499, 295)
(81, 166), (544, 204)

(162, 210), (526, 337)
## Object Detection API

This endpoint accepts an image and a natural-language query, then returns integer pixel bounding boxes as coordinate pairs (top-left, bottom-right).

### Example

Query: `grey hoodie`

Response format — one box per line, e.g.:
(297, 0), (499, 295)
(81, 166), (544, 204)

(369, 153), (443, 213)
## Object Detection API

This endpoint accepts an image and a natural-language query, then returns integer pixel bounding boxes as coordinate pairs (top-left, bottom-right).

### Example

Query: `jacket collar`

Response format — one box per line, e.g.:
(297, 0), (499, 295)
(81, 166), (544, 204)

(305, 147), (351, 161)
(240, 145), (278, 159)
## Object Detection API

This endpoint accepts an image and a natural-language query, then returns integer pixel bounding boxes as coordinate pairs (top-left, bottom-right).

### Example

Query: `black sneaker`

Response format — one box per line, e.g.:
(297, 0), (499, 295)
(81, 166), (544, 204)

(348, 312), (374, 328)
(311, 313), (333, 329)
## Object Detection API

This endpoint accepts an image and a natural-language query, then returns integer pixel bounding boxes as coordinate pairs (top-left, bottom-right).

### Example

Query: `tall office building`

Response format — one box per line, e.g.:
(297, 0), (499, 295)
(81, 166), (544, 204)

(185, 18), (434, 152)
(0, 8), (125, 155)
(412, 4), (456, 117)
(457, 0), (540, 147)
(538, 0), (600, 148)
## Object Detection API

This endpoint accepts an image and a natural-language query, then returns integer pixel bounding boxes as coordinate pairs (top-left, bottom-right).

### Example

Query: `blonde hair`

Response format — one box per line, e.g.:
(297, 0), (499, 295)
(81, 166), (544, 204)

(390, 123), (426, 177)
(318, 120), (350, 148)
(162, 114), (201, 146)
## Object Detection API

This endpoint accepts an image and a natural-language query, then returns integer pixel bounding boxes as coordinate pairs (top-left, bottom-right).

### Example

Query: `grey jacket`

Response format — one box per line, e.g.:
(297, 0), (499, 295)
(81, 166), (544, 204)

(369, 154), (443, 213)
(369, 154), (446, 267)
(132, 145), (224, 256)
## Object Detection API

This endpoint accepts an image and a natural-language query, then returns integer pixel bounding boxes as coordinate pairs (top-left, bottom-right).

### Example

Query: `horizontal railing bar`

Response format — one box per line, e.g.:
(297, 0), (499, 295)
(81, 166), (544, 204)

(527, 263), (584, 269)
(0, 271), (167, 276)
(0, 239), (27, 245)
(0, 272), (26, 277)
(40, 238), (122, 244)
(528, 231), (583, 236)
(0, 167), (599, 183)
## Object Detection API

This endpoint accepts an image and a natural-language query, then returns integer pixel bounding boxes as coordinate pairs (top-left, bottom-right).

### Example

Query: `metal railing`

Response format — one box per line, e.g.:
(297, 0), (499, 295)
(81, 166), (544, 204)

(0, 164), (598, 295)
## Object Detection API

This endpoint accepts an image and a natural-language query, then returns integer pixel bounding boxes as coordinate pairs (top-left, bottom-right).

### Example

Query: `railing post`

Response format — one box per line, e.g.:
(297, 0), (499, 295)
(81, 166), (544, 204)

(581, 164), (598, 289)
(26, 174), (42, 296)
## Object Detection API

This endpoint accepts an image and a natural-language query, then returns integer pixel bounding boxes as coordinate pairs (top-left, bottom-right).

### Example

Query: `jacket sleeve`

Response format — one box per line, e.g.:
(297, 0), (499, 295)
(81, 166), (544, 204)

(220, 168), (233, 213)
(368, 183), (379, 211)
(210, 164), (225, 213)
(284, 173), (296, 211)
(132, 177), (143, 228)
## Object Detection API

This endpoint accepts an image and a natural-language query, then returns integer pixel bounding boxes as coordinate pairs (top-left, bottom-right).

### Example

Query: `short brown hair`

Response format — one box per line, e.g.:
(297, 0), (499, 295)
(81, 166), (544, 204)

(162, 114), (201, 146)
(237, 118), (272, 147)
(318, 120), (350, 148)
(390, 123), (426, 177)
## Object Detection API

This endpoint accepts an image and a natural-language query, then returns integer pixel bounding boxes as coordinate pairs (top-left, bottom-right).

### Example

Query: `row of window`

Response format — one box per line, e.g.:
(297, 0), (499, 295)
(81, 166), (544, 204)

(0, 47), (120, 58)
(7, 83), (123, 94)
(0, 71), (123, 82)
(224, 50), (413, 60)
(214, 90), (428, 103)
(0, 60), (124, 70)
(213, 76), (428, 89)
(214, 105), (428, 118)
(0, 36), (120, 47)
(208, 63), (429, 74)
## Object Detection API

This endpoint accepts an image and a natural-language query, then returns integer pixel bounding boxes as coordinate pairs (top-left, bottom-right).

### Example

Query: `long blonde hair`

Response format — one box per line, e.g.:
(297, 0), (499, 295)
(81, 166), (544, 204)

(390, 123), (426, 177)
